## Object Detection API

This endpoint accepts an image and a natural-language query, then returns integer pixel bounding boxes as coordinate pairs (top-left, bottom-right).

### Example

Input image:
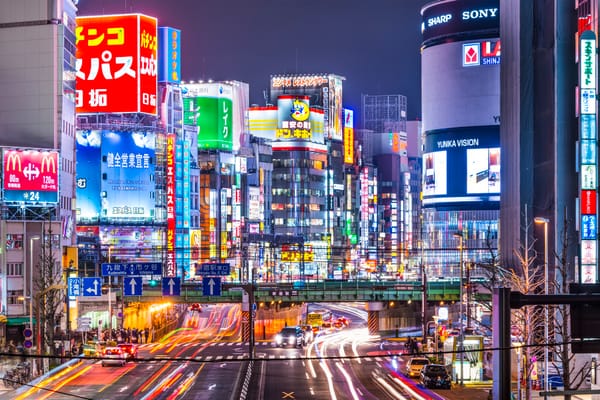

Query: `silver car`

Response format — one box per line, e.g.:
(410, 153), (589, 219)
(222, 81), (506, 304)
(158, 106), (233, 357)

(101, 347), (126, 367)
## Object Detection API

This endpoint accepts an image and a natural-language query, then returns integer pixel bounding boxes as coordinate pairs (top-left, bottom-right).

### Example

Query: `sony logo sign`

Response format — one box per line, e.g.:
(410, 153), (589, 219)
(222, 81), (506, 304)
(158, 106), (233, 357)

(462, 8), (499, 20)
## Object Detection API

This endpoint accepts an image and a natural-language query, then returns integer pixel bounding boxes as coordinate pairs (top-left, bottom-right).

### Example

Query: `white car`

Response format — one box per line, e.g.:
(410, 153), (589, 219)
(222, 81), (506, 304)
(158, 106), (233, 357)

(405, 357), (430, 378)
(101, 347), (126, 367)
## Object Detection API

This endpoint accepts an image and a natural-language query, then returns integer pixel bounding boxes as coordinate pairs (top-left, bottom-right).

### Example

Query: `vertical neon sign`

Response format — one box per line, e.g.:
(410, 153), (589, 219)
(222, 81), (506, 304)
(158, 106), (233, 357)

(166, 134), (177, 277)
(579, 30), (597, 283)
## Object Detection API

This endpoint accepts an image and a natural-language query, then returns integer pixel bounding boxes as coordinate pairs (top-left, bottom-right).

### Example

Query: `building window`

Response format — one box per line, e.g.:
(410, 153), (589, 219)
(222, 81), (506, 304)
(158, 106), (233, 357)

(7, 290), (24, 305)
(6, 234), (23, 250)
(6, 263), (23, 276)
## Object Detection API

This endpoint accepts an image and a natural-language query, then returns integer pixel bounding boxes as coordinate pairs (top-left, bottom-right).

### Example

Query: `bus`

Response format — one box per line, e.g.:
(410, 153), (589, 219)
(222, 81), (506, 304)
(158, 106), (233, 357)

(306, 310), (333, 327)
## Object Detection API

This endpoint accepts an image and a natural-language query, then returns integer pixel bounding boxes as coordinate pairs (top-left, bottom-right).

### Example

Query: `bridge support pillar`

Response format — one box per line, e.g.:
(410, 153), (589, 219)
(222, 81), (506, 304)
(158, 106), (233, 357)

(241, 311), (250, 342)
(366, 302), (384, 335)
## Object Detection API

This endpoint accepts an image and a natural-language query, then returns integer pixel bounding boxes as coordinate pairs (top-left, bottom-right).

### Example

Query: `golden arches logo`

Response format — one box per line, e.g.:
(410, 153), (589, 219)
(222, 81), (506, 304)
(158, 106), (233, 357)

(5, 152), (21, 172)
(40, 153), (57, 174)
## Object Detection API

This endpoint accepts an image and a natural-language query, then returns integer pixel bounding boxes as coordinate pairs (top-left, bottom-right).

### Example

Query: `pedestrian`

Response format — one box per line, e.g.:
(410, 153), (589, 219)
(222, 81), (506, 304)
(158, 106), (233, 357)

(78, 342), (84, 356)
(144, 328), (149, 344)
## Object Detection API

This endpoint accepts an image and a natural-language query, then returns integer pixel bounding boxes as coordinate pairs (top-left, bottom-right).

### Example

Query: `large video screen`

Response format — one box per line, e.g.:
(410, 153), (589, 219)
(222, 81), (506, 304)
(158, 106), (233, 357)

(76, 130), (102, 224)
(422, 126), (499, 206)
(100, 130), (156, 223)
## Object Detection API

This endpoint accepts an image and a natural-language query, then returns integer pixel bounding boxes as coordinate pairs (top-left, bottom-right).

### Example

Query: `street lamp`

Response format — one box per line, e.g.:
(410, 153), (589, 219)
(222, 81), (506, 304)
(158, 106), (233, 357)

(28, 235), (40, 331)
(534, 216), (549, 399)
(453, 231), (464, 386)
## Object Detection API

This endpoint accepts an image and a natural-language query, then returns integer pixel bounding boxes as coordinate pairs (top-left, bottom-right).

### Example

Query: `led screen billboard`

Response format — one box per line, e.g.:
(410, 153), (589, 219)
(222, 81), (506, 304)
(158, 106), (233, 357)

(2, 148), (59, 204)
(422, 126), (499, 205)
(76, 14), (158, 114)
(422, 40), (500, 132)
(100, 130), (156, 222)
(76, 130), (102, 223)
(421, 0), (499, 44)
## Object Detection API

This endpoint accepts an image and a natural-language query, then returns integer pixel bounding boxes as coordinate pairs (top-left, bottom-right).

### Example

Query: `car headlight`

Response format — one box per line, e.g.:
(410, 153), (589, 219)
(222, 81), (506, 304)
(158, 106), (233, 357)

(275, 334), (282, 344)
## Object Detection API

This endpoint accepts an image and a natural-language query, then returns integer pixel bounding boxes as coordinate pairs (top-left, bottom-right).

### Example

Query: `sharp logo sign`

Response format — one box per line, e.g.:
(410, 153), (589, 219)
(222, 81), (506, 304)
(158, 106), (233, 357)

(463, 40), (501, 66)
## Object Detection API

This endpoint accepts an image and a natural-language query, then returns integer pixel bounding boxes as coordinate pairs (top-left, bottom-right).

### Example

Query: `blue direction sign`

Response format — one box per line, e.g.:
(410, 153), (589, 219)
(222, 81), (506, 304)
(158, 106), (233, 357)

(123, 277), (143, 296)
(101, 262), (162, 276)
(82, 277), (102, 297)
(198, 263), (230, 276)
(162, 277), (181, 296)
(202, 277), (221, 296)
(68, 277), (82, 297)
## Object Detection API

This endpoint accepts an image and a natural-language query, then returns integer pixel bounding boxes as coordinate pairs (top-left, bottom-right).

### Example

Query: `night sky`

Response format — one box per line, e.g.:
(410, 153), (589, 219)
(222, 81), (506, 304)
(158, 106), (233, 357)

(76, 0), (431, 123)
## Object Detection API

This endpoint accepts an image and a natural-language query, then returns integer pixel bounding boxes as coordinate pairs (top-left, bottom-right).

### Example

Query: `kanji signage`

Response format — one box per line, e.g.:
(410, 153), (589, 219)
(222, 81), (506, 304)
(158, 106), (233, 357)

(76, 14), (157, 114)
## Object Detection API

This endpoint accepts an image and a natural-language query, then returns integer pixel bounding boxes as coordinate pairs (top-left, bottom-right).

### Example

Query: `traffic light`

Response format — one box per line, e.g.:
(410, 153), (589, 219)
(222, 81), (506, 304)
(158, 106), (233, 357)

(148, 279), (159, 287)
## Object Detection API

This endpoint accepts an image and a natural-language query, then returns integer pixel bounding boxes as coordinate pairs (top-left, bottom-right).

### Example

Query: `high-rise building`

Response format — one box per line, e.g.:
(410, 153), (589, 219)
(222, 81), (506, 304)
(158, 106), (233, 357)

(420, 0), (500, 279)
(0, 0), (78, 343)
(499, 0), (579, 279)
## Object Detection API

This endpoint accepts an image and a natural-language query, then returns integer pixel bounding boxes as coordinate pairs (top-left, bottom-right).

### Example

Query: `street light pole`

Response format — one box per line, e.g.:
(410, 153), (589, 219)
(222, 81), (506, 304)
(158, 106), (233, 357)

(534, 217), (549, 399)
(453, 232), (464, 386)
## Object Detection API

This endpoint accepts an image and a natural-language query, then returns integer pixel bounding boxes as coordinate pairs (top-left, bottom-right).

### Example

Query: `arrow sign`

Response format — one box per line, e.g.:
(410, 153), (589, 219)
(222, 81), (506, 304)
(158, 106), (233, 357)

(162, 277), (180, 296)
(82, 277), (102, 297)
(203, 277), (221, 296)
(123, 277), (143, 296)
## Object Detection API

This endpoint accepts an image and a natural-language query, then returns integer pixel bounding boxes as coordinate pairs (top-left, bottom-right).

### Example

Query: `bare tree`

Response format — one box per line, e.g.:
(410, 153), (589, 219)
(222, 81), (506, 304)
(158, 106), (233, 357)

(501, 207), (546, 400)
(34, 221), (65, 359)
(550, 208), (590, 398)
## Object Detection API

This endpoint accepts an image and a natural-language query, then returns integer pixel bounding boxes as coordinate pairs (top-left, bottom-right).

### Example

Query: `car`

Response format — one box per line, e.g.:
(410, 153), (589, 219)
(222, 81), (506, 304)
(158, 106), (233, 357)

(117, 343), (138, 361)
(405, 357), (430, 378)
(101, 347), (126, 367)
(189, 303), (202, 312)
(274, 327), (305, 348)
(420, 364), (451, 389)
(336, 316), (349, 327)
(301, 325), (314, 343)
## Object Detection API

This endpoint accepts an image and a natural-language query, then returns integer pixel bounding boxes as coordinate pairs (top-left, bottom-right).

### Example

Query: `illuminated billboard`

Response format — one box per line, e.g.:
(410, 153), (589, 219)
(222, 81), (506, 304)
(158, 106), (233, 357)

(76, 130), (102, 223)
(100, 131), (156, 222)
(76, 14), (158, 114)
(158, 27), (181, 84)
(270, 73), (344, 141)
(422, 127), (500, 205)
(421, 0), (499, 44)
(2, 148), (59, 204)
(343, 109), (354, 164)
(248, 105), (324, 144)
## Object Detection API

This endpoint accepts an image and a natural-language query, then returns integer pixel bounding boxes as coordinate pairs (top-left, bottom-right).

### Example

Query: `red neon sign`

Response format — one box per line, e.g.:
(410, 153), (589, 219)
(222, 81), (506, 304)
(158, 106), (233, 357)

(3, 149), (59, 192)
(76, 14), (157, 114)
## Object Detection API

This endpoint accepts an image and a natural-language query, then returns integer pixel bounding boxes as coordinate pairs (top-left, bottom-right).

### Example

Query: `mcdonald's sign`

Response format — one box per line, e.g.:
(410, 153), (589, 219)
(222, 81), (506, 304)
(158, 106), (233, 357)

(2, 148), (59, 204)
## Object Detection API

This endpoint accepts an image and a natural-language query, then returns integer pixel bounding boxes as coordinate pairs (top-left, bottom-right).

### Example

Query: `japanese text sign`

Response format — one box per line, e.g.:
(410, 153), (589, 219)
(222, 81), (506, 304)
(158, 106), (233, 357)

(3, 149), (59, 204)
(76, 14), (157, 115)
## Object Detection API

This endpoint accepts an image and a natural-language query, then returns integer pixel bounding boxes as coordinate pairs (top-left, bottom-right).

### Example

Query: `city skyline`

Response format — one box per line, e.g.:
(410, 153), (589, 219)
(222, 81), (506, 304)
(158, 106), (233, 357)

(76, 0), (431, 122)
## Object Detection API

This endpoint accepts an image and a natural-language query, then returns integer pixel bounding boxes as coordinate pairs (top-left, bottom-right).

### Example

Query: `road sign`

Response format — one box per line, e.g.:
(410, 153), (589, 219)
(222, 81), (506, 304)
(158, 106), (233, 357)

(162, 277), (181, 296)
(203, 277), (221, 296)
(123, 277), (143, 296)
(101, 262), (162, 276)
(68, 277), (82, 297)
(198, 263), (230, 276)
(82, 277), (102, 297)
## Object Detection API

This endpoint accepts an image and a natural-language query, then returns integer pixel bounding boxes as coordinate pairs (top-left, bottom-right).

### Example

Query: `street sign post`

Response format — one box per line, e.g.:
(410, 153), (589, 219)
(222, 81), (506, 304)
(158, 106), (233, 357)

(68, 277), (82, 297)
(123, 277), (143, 296)
(198, 263), (230, 276)
(102, 262), (162, 276)
(82, 277), (102, 297)
(162, 277), (181, 296)
(202, 277), (221, 296)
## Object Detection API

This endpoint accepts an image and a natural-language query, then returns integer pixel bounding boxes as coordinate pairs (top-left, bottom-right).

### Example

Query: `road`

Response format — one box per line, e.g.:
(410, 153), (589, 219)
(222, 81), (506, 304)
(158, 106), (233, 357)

(2, 303), (490, 400)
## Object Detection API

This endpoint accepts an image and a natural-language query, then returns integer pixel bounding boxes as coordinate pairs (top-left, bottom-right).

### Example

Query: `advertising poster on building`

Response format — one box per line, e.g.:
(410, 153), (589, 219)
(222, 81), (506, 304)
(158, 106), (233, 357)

(158, 27), (181, 84)
(2, 148), (59, 204)
(100, 131), (156, 222)
(76, 130), (102, 223)
(76, 14), (158, 114)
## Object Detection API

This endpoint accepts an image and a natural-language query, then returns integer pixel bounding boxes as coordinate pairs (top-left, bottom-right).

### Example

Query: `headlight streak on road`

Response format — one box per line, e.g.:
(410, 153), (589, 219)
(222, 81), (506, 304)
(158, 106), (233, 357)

(335, 361), (360, 400)
(318, 357), (338, 400)
(18, 364), (92, 400)
(391, 375), (430, 400)
(373, 372), (408, 400)
(165, 366), (205, 400)
(139, 363), (187, 400)
(135, 360), (174, 395)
